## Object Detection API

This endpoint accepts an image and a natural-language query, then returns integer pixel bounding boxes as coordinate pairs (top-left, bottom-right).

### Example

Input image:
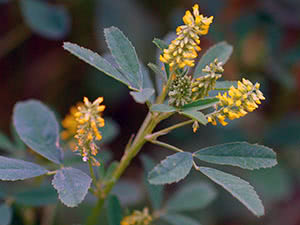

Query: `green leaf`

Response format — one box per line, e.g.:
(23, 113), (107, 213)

(141, 155), (163, 210)
(52, 167), (91, 207)
(130, 88), (155, 104)
(147, 63), (167, 83)
(148, 152), (193, 185)
(13, 100), (62, 164)
(10, 124), (26, 151)
(20, 0), (70, 39)
(104, 27), (142, 89)
(153, 38), (169, 51)
(104, 161), (119, 181)
(0, 156), (48, 181)
(181, 98), (219, 111)
(166, 182), (217, 212)
(15, 185), (57, 206)
(107, 195), (122, 225)
(112, 180), (143, 205)
(100, 118), (120, 144)
(194, 142), (277, 170)
(215, 81), (237, 90)
(180, 111), (207, 125)
(63, 42), (137, 90)
(0, 131), (14, 153)
(195, 42), (233, 78)
(0, 204), (12, 225)
(151, 104), (176, 113)
(199, 167), (264, 217)
(161, 214), (200, 225)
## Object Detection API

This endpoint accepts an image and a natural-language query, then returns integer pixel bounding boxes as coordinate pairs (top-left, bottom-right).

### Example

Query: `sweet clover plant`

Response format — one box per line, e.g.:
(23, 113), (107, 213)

(0, 4), (277, 225)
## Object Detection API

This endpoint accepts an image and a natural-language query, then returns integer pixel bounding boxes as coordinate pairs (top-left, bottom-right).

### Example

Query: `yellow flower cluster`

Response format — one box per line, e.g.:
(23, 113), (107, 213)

(160, 4), (213, 69)
(74, 97), (106, 166)
(191, 58), (223, 100)
(208, 78), (265, 126)
(61, 103), (82, 140)
(121, 208), (152, 225)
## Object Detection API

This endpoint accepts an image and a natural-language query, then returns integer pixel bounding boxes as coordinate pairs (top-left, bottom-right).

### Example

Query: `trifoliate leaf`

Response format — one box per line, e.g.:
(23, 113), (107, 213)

(181, 98), (219, 111)
(199, 167), (264, 217)
(148, 152), (193, 185)
(52, 167), (91, 207)
(151, 104), (176, 113)
(13, 100), (62, 164)
(194, 142), (277, 170)
(130, 88), (155, 104)
(0, 156), (48, 181)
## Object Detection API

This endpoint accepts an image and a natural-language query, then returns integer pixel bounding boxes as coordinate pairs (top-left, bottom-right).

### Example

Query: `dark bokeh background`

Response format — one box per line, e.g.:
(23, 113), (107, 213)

(1, 0), (300, 224)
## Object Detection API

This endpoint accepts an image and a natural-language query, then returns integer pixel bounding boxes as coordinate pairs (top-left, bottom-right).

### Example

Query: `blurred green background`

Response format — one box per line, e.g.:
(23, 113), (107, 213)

(1, 0), (300, 224)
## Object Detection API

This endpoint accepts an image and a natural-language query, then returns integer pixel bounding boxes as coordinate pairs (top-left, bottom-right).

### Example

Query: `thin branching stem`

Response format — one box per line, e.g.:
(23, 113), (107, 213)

(147, 139), (184, 153)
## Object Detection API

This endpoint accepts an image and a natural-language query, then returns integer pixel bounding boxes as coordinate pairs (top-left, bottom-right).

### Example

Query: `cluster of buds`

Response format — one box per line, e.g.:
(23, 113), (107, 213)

(208, 78), (265, 126)
(121, 208), (152, 225)
(73, 97), (106, 166)
(160, 4), (213, 69)
(191, 58), (224, 100)
(168, 74), (193, 107)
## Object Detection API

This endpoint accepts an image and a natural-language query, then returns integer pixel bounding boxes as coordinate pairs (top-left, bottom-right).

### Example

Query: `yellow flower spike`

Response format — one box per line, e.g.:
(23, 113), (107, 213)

(207, 78), (265, 126)
(69, 96), (106, 165)
(160, 4), (213, 69)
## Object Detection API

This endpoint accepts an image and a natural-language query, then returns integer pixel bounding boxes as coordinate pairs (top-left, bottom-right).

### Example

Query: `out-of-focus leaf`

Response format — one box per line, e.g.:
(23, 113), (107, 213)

(15, 185), (57, 206)
(10, 124), (26, 151)
(195, 42), (233, 78)
(104, 161), (119, 181)
(153, 38), (169, 51)
(180, 111), (207, 125)
(148, 152), (194, 185)
(130, 88), (155, 104)
(194, 142), (277, 170)
(0, 156), (48, 181)
(148, 63), (166, 84)
(52, 167), (91, 207)
(166, 182), (217, 212)
(248, 166), (292, 202)
(100, 118), (119, 144)
(104, 27), (142, 89)
(215, 81), (237, 90)
(112, 180), (143, 206)
(141, 155), (163, 210)
(141, 62), (155, 103)
(161, 214), (200, 225)
(181, 98), (219, 112)
(151, 104), (176, 113)
(63, 42), (137, 90)
(199, 167), (264, 217)
(13, 100), (62, 164)
(20, 0), (70, 39)
(0, 204), (12, 225)
(0, 131), (14, 153)
(107, 195), (122, 225)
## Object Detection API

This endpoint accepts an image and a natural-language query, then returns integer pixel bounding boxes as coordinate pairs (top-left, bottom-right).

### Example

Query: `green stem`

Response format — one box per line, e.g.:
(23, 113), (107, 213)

(88, 160), (97, 188)
(147, 139), (184, 152)
(85, 66), (174, 225)
(146, 119), (194, 140)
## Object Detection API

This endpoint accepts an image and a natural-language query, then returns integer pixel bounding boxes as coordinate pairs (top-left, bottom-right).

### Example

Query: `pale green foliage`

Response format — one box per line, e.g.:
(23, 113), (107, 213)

(151, 104), (176, 112)
(148, 152), (193, 184)
(13, 100), (62, 164)
(180, 110), (207, 125)
(194, 142), (277, 170)
(199, 167), (264, 217)
(52, 167), (92, 207)
(0, 156), (48, 181)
